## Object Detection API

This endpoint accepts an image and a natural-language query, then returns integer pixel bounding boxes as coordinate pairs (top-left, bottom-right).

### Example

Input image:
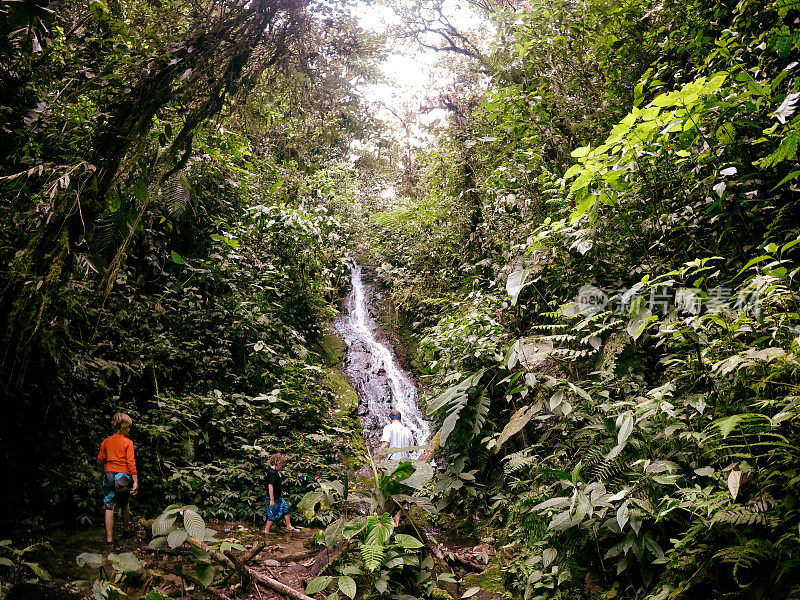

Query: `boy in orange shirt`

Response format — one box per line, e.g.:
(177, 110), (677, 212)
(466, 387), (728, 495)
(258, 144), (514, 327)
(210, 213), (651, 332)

(97, 412), (139, 549)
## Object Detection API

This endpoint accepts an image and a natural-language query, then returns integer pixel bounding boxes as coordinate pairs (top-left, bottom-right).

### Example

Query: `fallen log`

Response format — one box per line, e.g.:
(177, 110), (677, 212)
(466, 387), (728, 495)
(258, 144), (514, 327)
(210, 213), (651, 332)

(269, 548), (316, 563)
(307, 540), (353, 578)
(224, 549), (253, 592)
(241, 541), (266, 564)
(252, 570), (316, 600)
(446, 551), (485, 572)
(166, 566), (233, 600)
(140, 518), (315, 600)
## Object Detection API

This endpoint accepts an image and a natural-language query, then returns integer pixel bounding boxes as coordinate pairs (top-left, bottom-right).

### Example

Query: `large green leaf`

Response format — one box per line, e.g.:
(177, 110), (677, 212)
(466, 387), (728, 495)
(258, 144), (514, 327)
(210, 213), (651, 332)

(400, 461), (434, 489)
(168, 529), (189, 548)
(152, 513), (177, 537)
(394, 534), (424, 549)
(183, 509), (205, 540)
(342, 516), (367, 540)
(495, 404), (539, 450)
(338, 575), (357, 599)
(195, 564), (215, 587)
(324, 517), (346, 548)
(298, 490), (325, 520)
(617, 414), (634, 447)
(727, 470), (742, 500)
(76, 553), (104, 569)
(506, 261), (531, 305)
(626, 306), (652, 341)
(439, 405), (464, 447)
(306, 576), (332, 594)
(189, 545), (211, 563)
(23, 561), (51, 580)
(108, 552), (143, 573)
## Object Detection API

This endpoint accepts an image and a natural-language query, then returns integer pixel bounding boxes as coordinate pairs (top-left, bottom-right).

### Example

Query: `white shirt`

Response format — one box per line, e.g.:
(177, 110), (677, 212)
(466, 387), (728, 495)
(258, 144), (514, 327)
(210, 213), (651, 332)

(381, 420), (414, 460)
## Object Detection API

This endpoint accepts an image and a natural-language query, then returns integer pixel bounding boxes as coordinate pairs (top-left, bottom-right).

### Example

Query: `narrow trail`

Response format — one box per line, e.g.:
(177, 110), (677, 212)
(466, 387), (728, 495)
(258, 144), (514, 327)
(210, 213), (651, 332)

(335, 259), (430, 453)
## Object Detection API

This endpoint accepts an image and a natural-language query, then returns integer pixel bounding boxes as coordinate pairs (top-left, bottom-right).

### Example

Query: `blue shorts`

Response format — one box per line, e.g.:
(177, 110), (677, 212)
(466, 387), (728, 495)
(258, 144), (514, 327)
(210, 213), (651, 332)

(266, 497), (290, 522)
(102, 472), (133, 510)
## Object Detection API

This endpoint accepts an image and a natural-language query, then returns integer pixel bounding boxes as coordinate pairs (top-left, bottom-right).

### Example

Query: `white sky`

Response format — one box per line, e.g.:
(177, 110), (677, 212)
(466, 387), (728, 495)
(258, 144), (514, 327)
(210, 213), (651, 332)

(347, 0), (489, 199)
(352, 1), (488, 143)
(356, 4), (448, 131)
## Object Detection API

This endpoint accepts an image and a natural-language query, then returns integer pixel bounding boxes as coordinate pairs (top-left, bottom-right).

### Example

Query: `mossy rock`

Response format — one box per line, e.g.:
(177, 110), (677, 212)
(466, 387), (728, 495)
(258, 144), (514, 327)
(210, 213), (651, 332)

(327, 371), (358, 411)
(319, 329), (347, 366)
(462, 564), (505, 595)
(325, 370), (365, 467)
(406, 505), (434, 526)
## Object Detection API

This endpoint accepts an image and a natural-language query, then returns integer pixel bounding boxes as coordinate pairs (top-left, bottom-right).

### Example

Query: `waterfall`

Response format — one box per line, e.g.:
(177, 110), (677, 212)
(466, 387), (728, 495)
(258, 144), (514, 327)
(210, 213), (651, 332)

(335, 260), (430, 455)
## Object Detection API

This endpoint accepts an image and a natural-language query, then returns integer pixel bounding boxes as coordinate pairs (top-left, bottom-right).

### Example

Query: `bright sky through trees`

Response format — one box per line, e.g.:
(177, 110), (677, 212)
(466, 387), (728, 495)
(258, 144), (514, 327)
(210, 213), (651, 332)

(352, 0), (487, 142)
(354, 3), (445, 132)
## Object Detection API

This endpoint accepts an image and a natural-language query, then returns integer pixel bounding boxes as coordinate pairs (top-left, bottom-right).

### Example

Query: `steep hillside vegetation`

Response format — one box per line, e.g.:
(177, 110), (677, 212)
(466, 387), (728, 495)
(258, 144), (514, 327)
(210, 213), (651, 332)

(370, 0), (800, 597)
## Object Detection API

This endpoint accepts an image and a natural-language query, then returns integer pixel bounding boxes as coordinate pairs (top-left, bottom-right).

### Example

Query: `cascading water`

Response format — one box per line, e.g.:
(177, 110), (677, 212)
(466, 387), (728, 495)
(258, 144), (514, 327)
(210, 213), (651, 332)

(335, 260), (430, 454)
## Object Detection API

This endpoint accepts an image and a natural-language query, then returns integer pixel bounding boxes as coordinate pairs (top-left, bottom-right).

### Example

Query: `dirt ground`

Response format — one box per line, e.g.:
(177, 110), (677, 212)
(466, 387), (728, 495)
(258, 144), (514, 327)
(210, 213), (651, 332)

(16, 517), (500, 600)
(29, 519), (319, 600)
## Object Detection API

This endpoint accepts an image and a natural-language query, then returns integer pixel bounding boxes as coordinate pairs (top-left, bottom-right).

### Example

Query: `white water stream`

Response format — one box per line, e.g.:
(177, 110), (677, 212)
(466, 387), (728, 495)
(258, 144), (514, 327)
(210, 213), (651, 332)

(335, 260), (430, 453)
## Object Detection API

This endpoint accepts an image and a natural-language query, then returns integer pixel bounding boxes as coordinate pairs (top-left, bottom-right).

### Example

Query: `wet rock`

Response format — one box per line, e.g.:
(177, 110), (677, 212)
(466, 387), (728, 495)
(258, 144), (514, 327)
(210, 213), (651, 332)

(334, 261), (430, 455)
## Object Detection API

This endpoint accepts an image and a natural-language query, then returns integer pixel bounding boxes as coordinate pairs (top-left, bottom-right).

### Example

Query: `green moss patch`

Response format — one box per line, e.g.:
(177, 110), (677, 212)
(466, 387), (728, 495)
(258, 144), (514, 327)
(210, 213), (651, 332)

(319, 328), (347, 367)
(462, 564), (505, 595)
(325, 370), (365, 466)
(327, 371), (358, 411)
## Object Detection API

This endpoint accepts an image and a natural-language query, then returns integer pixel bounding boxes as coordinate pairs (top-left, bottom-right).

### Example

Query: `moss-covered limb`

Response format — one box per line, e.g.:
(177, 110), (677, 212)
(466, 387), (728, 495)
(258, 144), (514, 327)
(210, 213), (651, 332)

(1, 220), (70, 385)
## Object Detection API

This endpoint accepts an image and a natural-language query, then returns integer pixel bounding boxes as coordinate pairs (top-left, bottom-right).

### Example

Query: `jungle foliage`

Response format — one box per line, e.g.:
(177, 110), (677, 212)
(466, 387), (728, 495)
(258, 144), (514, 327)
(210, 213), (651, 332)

(371, 0), (800, 598)
(3, 0), (800, 598)
(0, 0), (379, 525)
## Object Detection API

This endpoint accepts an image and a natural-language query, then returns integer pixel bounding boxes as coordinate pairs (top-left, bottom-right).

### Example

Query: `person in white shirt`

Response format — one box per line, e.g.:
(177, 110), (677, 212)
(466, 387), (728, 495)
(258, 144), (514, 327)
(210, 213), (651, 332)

(378, 409), (415, 526)
(379, 409), (414, 460)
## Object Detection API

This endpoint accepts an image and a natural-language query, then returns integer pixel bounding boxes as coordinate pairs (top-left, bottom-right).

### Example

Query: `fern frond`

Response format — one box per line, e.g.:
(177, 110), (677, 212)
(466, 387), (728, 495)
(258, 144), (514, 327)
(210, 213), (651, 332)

(361, 513), (393, 572)
(589, 456), (628, 483)
(714, 539), (780, 577)
(712, 506), (774, 527)
(361, 541), (385, 572)
(161, 170), (192, 219)
(472, 389), (491, 439)
(504, 450), (537, 474)
(598, 332), (628, 378)
(583, 444), (610, 470)
(74, 253), (98, 277)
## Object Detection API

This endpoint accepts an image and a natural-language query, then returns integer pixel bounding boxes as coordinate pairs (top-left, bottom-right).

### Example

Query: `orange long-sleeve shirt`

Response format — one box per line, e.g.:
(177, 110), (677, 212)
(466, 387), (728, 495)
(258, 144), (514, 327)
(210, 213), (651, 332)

(97, 432), (137, 475)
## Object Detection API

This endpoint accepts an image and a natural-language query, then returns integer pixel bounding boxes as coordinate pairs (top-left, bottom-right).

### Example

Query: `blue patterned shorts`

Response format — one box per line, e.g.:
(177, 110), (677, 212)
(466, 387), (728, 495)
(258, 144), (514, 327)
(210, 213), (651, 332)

(266, 497), (290, 522)
(102, 472), (133, 510)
